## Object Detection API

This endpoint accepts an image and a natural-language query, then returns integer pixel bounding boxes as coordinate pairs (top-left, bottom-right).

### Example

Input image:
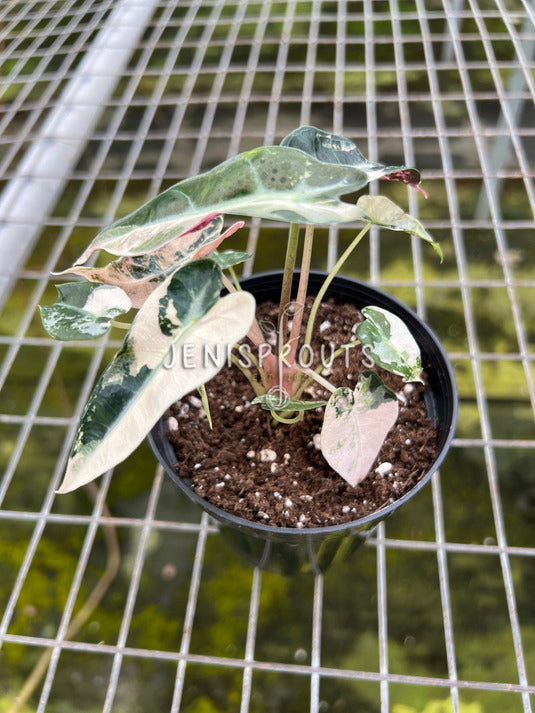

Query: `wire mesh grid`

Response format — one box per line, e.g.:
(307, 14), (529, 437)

(1, 0), (534, 711)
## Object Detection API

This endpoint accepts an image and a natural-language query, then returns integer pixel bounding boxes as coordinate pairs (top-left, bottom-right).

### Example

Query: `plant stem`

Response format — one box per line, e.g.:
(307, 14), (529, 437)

(110, 319), (130, 330)
(292, 340), (361, 401)
(223, 273), (274, 375)
(221, 272), (237, 293)
(229, 354), (266, 396)
(287, 223), (314, 362)
(304, 222), (371, 348)
(227, 264), (241, 291)
(198, 384), (213, 429)
(238, 347), (270, 391)
(300, 366), (337, 393)
(283, 222), (315, 396)
(279, 223), (300, 340)
(271, 410), (304, 424)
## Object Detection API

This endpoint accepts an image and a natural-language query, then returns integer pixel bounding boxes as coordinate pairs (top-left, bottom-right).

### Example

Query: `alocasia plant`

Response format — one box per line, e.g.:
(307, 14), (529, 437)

(40, 126), (442, 495)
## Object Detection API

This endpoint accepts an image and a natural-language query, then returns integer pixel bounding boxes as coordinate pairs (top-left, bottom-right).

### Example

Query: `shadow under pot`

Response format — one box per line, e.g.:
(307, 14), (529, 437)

(148, 271), (458, 576)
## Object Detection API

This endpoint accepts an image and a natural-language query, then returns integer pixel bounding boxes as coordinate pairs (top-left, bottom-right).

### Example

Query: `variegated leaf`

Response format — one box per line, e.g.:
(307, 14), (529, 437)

(71, 141), (391, 262)
(251, 394), (327, 411)
(57, 261), (256, 493)
(55, 215), (243, 308)
(320, 371), (399, 487)
(39, 282), (131, 340)
(356, 195), (443, 261)
(355, 306), (423, 383)
(281, 126), (423, 189)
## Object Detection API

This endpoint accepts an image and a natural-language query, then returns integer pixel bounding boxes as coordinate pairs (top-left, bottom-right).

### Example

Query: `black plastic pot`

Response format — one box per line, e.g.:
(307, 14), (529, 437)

(148, 271), (458, 576)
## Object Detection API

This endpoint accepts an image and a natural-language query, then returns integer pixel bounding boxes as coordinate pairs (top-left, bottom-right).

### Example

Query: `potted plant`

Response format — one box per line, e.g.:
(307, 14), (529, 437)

(40, 127), (457, 575)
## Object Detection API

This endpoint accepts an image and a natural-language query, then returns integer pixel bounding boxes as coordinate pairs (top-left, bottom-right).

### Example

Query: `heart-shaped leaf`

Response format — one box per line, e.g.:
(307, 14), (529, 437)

(281, 126), (422, 187)
(39, 282), (131, 340)
(72, 140), (394, 262)
(321, 371), (399, 487)
(57, 261), (256, 493)
(355, 306), (423, 383)
(55, 215), (243, 308)
(356, 195), (443, 261)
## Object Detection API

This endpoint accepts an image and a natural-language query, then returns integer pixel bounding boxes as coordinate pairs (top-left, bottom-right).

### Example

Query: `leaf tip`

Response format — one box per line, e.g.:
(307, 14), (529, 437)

(411, 183), (428, 199)
(55, 479), (71, 495)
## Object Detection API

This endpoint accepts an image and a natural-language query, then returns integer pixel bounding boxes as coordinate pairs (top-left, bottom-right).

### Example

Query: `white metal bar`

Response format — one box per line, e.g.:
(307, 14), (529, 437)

(429, 1), (533, 709)
(149, 1), (225, 196)
(170, 512), (212, 713)
(239, 567), (262, 713)
(36, 473), (114, 712)
(310, 574), (323, 713)
(0, 0), (115, 178)
(475, 13), (535, 219)
(102, 469), (164, 713)
(0, 345), (108, 639)
(376, 522), (390, 713)
(364, 0), (380, 285)
(3, 629), (535, 696)
(189, 2), (249, 175)
(431, 471), (461, 712)
(390, 5), (460, 710)
(263, 0), (297, 145)
(228, 0), (274, 156)
(299, 0), (321, 129)
(0, 0), (161, 312)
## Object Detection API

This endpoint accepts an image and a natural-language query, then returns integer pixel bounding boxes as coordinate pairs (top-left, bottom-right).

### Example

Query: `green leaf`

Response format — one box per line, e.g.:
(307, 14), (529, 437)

(356, 195), (443, 261)
(57, 261), (256, 493)
(251, 394), (327, 411)
(55, 215), (242, 308)
(209, 250), (252, 270)
(39, 282), (131, 340)
(155, 259), (222, 333)
(71, 140), (391, 262)
(320, 371), (399, 487)
(281, 126), (422, 187)
(355, 306), (423, 383)
(198, 383), (213, 429)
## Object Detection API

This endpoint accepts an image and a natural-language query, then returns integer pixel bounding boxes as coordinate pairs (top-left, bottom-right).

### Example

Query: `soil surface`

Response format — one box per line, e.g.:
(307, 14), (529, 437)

(166, 297), (438, 528)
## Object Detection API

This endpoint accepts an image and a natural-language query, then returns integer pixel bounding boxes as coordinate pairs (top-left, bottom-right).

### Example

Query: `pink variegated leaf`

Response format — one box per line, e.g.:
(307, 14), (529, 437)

(320, 371), (399, 487)
(54, 215), (243, 308)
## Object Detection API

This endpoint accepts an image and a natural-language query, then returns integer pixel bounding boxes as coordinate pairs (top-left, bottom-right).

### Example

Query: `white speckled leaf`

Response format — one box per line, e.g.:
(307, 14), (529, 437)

(57, 261), (256, 493)
(281, 126), (423, 187)
(355, 306), (423, 383)
(320, 371), (399, 487)
(55, 215), (243, 308)
(72, 142), (384, 262)
(39, 282), (131, 340)
(356, 195), (443, 261)
(251, 394), (327, 411)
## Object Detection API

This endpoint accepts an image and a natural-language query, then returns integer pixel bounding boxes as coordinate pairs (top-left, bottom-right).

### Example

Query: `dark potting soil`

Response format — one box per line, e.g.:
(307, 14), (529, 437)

(166, 297), (438, 528)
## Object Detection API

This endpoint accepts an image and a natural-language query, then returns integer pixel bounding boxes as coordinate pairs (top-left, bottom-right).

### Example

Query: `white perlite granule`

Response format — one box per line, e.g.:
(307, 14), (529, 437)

(259, 448), (277, 463)
(375, 462), (393, 477)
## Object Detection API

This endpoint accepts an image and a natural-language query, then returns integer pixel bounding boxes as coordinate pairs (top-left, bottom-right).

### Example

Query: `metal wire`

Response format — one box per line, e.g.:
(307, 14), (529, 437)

(1, 0), (535, 711)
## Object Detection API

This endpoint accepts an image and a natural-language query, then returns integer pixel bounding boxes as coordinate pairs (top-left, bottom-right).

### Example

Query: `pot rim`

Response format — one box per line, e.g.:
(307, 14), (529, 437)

(149, 271), (458, 536)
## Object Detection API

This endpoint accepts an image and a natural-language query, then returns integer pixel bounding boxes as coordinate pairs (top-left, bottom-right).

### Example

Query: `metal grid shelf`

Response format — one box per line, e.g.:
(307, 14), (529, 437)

(1, 0), (535, 711)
